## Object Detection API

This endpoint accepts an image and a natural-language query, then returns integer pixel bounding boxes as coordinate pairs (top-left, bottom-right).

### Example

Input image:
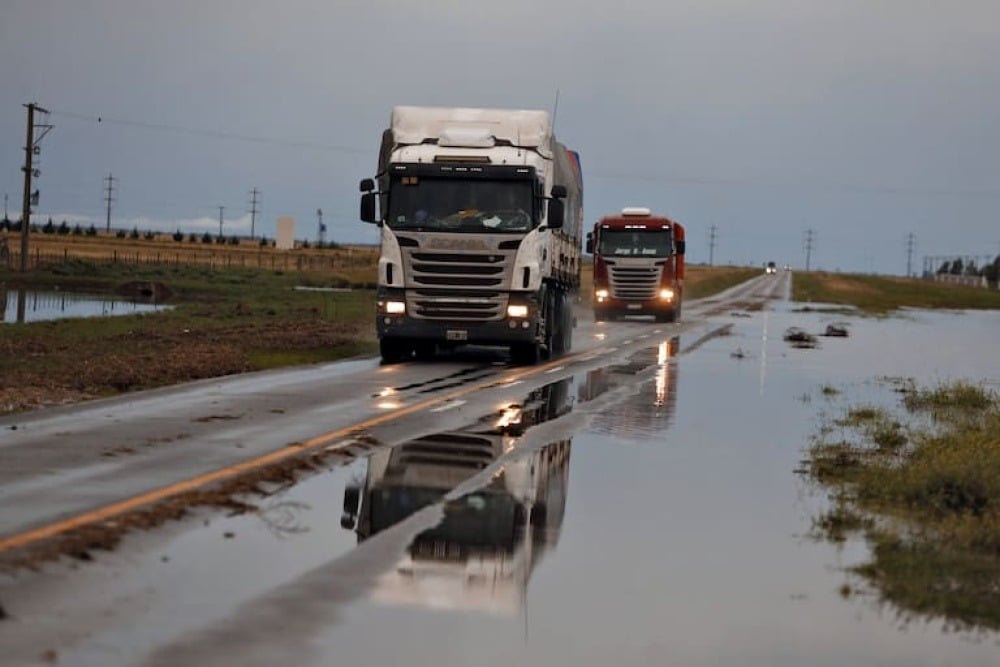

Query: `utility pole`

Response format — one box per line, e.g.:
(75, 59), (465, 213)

(3, 193), (8, 220)
(218, 206), (225, 238)
(20, 102), (53, 272)
(317, 208), (325, 245)
(905, 232), (916, 277)
(803, 229), (814, 272)
(104, 173), (116, 232)
(248, 187), (259, 240)
(708, 225), (717, 266)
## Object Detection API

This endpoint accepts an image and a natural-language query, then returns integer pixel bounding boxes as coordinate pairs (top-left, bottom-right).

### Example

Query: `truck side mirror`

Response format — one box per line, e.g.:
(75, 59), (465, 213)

(547, 198), (564, 229)
(360, 192), (377, 224)
(359, 178), (375, 192)
(676, 240), (686, 255)
(550, 184), (567, 199)
(585, 232), (593, 254)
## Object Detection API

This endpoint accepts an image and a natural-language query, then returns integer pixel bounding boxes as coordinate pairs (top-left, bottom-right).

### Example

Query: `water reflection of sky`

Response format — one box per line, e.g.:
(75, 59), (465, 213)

(1, 289), (169, 323)
(315, 307), (1000, 666)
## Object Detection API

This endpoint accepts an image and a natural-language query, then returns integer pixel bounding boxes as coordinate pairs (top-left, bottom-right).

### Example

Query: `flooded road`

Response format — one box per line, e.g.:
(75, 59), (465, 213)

(2, 277), (999, 665)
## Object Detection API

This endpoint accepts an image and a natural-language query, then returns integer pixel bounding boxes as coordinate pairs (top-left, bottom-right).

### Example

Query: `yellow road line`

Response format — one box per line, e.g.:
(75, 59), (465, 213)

(0, 356), (573, 554)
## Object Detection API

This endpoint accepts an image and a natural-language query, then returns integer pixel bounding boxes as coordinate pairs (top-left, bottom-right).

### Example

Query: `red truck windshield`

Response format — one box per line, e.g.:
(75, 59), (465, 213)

(598, 229), (673, 257)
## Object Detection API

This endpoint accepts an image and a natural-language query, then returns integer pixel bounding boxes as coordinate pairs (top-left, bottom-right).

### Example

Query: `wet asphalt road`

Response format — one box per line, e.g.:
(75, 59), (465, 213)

(3, 271), (999, 666)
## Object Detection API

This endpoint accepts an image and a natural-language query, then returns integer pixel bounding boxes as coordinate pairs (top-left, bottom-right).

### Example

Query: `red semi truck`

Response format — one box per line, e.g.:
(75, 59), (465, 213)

(585, 207), (686, 322)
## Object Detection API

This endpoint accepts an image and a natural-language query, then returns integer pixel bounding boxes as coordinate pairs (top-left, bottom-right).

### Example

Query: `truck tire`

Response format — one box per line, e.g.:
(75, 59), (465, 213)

(379, 338), (411, 363)
(559, 291), (573, 354)
(655, 311), (672, 323)
(510, 341), (541, 365)
(413, 341), (436, 361)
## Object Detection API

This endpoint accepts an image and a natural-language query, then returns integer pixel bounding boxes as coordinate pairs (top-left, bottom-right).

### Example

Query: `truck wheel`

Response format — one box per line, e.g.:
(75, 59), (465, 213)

(413, 341), (436, 361)
(540, 289), (554, 360)
(510, 342), (540, 365)
(379, 339), (410, 363)
(559, 292), (573, 354)
(594, 309), (606, 322)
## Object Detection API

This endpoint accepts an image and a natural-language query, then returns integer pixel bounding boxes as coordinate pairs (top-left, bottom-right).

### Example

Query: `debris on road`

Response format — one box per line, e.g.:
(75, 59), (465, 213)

(783, 327), (819, 348)
(823, 323), (850, 337)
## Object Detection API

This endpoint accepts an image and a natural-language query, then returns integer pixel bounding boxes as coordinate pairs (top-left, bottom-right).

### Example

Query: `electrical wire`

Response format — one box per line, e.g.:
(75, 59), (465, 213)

(49, 109), (370, 156)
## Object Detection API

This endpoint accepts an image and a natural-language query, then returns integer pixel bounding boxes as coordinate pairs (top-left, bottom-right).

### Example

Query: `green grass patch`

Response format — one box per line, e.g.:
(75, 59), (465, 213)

(792, 272), (1000, 314)
(1, 262), (378, 413)
(684, 266), (762, 300)
(805, 380), (1000, 631)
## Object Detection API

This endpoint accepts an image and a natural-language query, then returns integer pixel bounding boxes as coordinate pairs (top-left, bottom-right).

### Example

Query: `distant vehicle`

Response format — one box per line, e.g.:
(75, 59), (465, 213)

(765, 261), (777, 274)
(585, 207), (686, 323)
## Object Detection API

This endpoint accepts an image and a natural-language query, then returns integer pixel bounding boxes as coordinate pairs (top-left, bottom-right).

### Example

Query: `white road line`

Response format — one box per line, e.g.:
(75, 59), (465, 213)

(430, 400), (467, 413)
(544, 365), (565, 374)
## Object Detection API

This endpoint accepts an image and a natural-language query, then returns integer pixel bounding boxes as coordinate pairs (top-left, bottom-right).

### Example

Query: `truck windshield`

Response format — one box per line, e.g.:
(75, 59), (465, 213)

(599, 229), (673, 257)
(387, 176), (534, 233)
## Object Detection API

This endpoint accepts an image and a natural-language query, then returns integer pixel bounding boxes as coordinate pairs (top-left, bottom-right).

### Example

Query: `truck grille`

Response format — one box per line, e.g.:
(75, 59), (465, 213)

(397, 433), (497, 469)
(404, 249), (512, 320)
(609, 264), (662, 300)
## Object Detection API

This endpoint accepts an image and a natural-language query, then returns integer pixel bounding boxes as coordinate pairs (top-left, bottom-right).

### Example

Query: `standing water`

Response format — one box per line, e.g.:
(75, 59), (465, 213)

(1, 288), (169, 324)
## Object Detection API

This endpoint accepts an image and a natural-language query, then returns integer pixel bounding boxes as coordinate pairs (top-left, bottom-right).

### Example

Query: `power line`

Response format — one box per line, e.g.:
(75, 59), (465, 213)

(104, 173), (116, 232)
(708, 224), (717, 266)
(804, 229), (815, 271)
(906, 232), (916, 277)
(48, 109), (369, 155)
(20, 102), (53, 272)
(248, 187), (260, 240)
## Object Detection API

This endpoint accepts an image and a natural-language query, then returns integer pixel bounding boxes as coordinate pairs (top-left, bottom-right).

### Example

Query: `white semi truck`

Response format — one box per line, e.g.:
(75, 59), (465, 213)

(360, 106), (584, 364)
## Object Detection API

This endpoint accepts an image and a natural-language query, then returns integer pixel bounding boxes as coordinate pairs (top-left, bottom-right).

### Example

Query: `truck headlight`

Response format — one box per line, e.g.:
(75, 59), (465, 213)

(595, 289), (609, 301)
(383, 300), (405, 314)
(507, 304), (529, 318)
(659, 288), (675, 301)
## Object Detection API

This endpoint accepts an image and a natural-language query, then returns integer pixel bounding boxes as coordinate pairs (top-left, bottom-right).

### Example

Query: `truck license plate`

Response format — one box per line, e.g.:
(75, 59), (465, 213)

(446, 330), (468, 341)
(627, 304), (642, 310)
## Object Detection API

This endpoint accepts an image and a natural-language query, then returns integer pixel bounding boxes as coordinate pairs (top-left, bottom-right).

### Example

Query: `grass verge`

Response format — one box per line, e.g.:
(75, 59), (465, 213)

(793, 272), (1000, 314)
(1, 262), (378, 414)
(804, 380), (1000, 631)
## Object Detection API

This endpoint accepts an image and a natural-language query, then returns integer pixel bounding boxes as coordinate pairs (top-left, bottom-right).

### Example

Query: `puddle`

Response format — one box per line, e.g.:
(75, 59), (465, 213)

(4, 305), (1000, 666)
(1, 289), (170, 323)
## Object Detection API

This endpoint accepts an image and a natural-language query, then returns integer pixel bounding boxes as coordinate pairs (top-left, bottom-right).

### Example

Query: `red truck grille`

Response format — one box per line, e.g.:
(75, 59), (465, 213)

(609, 265), (661, 300)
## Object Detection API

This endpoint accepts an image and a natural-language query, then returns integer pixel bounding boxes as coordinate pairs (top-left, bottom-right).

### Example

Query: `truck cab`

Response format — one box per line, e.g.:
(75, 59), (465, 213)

(586, 207), (686, 322)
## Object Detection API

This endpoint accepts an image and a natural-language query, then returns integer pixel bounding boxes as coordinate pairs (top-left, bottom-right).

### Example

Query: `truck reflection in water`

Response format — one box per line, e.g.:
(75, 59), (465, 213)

(341, 379), (573, 614)
(580, 336), (680, 438)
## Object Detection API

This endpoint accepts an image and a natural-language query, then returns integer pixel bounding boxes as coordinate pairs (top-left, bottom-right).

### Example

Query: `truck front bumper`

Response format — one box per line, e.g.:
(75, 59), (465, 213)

(377, 315), (539, 346)
(593, 295), (677, 317)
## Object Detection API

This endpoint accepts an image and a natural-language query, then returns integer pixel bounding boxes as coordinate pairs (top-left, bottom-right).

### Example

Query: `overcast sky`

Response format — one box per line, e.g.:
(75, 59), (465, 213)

(2, 0), (999, 273)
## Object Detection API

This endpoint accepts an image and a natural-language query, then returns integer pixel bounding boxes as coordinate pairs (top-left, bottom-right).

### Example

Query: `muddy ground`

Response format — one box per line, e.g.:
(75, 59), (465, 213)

(0, 319), (370, 414)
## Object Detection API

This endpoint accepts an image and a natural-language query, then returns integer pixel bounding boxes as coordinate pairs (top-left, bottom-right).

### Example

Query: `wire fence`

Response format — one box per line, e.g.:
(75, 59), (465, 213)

(1, 243), (378, 275)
